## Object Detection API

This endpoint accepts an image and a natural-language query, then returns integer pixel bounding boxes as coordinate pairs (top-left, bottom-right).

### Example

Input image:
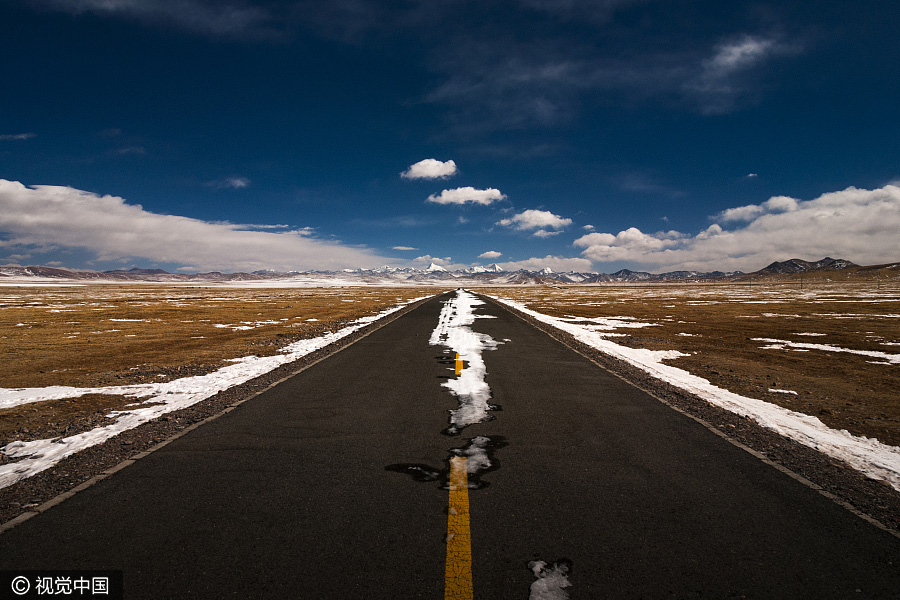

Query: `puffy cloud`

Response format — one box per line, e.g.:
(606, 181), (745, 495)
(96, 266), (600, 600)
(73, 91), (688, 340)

(427, 186), (505, 206)
(497, 209), (572, 234)
(413, 254), (453, 266)
(497, 255), (593, 272)
(478, 250), (502, 259)
(401, 158), (458, 180)
(573, 185), (900, 271)
(716, 195), (798, 223)
(0, 180), (396, 272)
(573, 227), (684, 262)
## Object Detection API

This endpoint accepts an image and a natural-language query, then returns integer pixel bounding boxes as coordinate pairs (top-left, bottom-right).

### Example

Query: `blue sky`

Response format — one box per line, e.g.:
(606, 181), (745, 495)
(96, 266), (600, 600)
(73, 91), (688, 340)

(1, 0), (899, 273)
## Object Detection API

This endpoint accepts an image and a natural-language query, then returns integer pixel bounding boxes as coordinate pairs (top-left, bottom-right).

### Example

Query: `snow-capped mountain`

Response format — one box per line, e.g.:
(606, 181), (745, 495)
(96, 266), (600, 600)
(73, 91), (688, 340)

(0, 257), (884, 285)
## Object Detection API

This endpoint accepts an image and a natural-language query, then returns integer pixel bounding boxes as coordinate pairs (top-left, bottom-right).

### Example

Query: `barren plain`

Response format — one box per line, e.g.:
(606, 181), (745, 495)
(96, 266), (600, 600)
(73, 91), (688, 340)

(0, 285), (436, 447)
(481, 281), (900, 447)
(2, 280), (900, 494)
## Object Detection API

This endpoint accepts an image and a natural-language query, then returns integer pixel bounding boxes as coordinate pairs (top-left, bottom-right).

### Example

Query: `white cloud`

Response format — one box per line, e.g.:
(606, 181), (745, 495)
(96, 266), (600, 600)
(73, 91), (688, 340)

(498, 255), (593, 272)
(0, 133), (37, 141)
(746, 173), (759, 179)
(393, 245), (417, 250)
(716, 195), (798, 223)
(582, 224), (595, 231)
(686, 34), (795, 114)
(573, 227), (684, 263)
(573, 184), (900, 272)
(413, 254), (453, 266)
(706, 36), (777, 75)
(497, 209), (572, 233)
(478, 250), (502, 259)
(401, 158), (458, 180)
(427, 187), (506, 206)
(0, 180), (397, 272)
(207, 176), (250, 190)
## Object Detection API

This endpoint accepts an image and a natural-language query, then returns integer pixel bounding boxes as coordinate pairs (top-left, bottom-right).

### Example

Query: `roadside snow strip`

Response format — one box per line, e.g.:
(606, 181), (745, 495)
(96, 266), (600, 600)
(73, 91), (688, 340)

(0, 296), (430, 489)
(489, 295), (900, 492)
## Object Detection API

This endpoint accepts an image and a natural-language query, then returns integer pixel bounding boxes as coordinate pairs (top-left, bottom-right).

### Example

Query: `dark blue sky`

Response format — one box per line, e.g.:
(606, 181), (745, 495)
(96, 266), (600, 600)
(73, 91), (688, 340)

(1, 0), (899, 273)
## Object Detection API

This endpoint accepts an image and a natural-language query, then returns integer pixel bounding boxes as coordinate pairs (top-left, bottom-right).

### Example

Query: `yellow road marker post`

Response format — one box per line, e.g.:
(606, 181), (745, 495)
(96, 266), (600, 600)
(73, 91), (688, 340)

(445, 456), (473, 600)
(455, 353), (463, 376)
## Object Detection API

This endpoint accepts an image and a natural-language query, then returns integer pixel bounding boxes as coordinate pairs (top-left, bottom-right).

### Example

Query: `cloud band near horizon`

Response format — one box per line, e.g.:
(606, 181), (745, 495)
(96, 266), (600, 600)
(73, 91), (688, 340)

(574, 185), (900, 272)
(0, 180), (398, 272)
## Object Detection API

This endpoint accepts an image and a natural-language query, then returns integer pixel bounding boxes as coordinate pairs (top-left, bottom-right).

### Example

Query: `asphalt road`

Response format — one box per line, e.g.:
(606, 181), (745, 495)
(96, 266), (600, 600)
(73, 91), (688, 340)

(1, 291), (899, 599)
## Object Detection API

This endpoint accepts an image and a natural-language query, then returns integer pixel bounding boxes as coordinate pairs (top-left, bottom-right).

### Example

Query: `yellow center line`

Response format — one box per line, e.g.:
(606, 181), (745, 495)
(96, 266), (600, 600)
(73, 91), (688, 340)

(455, 352), (463, 376)
(445, 456), (473, 600)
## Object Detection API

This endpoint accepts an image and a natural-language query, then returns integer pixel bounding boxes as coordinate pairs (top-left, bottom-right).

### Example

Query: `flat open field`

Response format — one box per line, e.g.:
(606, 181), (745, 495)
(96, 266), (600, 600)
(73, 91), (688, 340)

(3, 281), (899, 469)
(481, 282), (900, 447)
(0, 285), (436, 446)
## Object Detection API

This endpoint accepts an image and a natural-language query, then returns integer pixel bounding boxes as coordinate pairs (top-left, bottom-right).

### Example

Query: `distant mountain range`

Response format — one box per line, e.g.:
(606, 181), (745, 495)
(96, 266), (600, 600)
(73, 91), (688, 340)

(1, 258), (897, 285)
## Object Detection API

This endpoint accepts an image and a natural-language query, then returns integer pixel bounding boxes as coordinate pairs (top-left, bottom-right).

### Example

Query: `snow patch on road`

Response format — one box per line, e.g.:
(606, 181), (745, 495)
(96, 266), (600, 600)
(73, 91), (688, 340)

(0, 295), (430, 489)
(528, 559), (573, 600)
(489, 295), (900, 492)
(430, 290), (501, 435)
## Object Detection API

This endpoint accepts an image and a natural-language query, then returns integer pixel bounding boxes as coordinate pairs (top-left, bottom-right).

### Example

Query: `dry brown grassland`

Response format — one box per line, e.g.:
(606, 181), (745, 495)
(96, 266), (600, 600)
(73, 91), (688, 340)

(480, 281), (900, 448)
(3, 281), (899, 456)
(0, 285), (433, 445)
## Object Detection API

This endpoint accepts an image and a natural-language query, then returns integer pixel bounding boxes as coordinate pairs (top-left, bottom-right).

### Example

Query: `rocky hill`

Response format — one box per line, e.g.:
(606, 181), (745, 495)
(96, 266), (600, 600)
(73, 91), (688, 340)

(757, 257), (859, 274)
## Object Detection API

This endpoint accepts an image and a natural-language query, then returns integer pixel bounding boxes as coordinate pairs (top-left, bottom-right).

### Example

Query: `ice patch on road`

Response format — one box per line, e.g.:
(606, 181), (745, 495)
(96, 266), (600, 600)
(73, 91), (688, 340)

(430, 290), (502, 435)
(0, 295), (430, 489)
(489, 295), (900, 492)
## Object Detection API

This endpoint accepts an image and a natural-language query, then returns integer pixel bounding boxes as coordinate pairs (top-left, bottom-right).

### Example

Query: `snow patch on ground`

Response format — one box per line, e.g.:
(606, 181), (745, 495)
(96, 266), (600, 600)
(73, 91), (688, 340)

(752, 338), (900, 364)
(0, 295), (430, 489)
(489, 295), (900, 492)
